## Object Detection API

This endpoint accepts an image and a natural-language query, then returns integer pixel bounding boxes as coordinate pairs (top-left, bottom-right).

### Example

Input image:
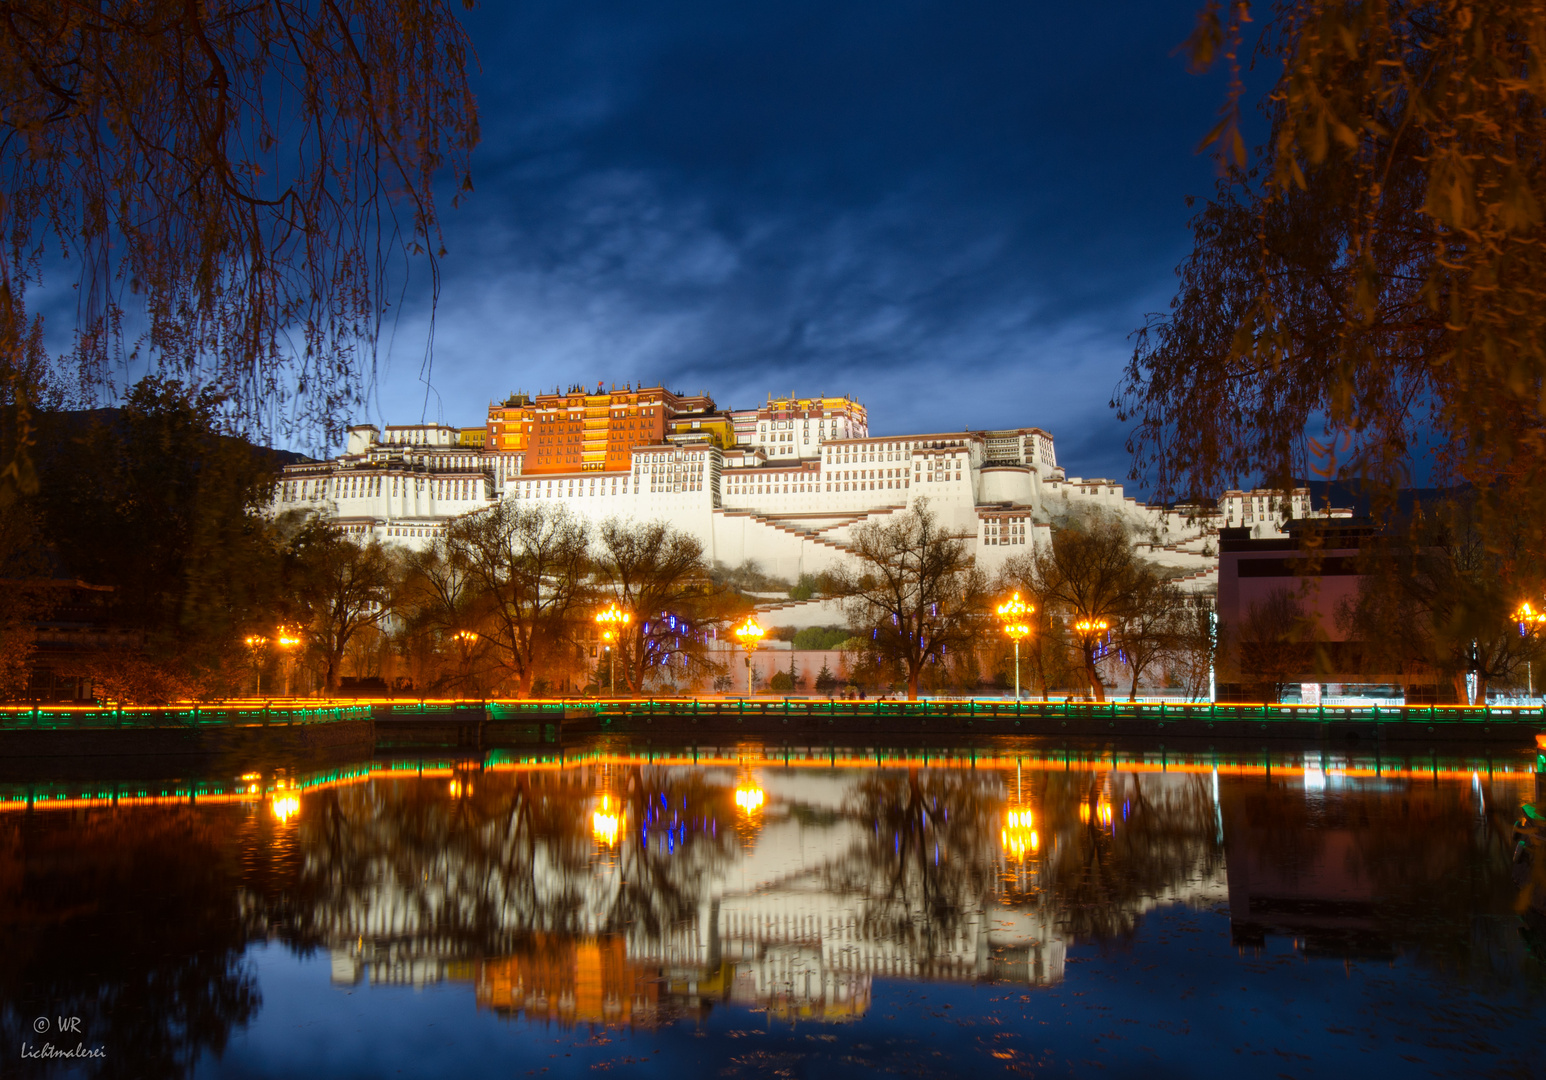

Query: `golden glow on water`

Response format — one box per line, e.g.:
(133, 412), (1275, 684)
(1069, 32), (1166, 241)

(1001, 826), (1039, 860)
(0, 745), (1535, 817)
(271, 795), (299, 822)
(591, 794), (621, 846)
(734, 784), (765, 812)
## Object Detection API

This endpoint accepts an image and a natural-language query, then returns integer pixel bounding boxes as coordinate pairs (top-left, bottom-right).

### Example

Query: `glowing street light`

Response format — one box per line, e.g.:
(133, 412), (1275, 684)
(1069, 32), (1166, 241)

(271, 794), (299, 822)
(1074, 617), (1109, 638)
(595, 603), (631, 696)
(1514, 601), (1546, 699)
(273, 627), (302, 696)
(732, 616), (765, 697)
(243, 634), (268, 696)
(996, 592), (1035, 701)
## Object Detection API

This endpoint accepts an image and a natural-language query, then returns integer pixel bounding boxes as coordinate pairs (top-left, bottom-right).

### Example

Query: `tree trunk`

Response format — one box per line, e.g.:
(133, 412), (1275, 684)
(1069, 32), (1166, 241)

(325, 646), (343, 696)
(1083, 643), (1105, 703)
(907, 663), (920, 701)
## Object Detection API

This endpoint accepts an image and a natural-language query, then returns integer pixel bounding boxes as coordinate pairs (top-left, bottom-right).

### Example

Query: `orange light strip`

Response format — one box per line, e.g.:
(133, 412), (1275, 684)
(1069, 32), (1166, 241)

(4, 697), (1538, 712)
(3, 751), (1531, 815)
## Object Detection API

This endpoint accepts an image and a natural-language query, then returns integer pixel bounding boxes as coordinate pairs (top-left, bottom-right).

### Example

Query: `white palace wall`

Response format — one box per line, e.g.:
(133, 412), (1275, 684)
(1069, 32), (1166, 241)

(270, 412), (1224, 597)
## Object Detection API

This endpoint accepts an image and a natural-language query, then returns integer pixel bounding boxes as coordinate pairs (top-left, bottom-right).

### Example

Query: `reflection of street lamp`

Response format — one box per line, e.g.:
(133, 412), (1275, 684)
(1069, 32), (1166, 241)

(591, 793), (621, 846)
(732, 616), (765, 697)
(594, 603), (631, 696)
(1515, 601), (1546, 699)
(996, 592), (1034, 701)
(1079, 800), (1113, 828)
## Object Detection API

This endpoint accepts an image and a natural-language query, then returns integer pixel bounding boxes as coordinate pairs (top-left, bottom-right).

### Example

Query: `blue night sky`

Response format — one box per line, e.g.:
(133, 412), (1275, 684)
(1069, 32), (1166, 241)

(365, 0), (1232, 488)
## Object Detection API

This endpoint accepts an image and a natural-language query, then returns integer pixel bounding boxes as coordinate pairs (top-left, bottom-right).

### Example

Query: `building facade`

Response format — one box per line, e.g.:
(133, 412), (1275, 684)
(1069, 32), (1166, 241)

(272, 387), (1229, 589)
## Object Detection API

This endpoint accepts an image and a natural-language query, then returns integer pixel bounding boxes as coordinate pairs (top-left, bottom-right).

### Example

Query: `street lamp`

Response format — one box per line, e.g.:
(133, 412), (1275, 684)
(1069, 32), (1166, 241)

(594, 603), (631, 696)
(274, 627), (302, 697)
(732, 616), (765, 697)
(996, 592), (1035, 701)
(1515, 601), (1546, 699)
(244, 634), (268, 696)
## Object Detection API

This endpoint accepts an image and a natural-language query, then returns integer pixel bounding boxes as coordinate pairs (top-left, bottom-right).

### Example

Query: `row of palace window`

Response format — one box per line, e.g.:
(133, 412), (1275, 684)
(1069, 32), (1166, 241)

(983, 517), (1028, 546)
(281, 475), (483, 501)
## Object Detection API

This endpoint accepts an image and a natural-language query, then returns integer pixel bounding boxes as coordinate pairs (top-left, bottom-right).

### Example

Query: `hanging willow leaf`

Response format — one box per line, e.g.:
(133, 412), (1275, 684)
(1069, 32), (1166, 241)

(0, 0), (480, 456)
(1119, 0), (1546, 558)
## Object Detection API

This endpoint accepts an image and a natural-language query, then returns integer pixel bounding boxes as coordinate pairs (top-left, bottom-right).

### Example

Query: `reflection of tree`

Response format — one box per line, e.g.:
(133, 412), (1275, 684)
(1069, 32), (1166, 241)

(264, 767), (738, 956)
(0, 809), (260, 1079)
(598, 770), (738, 948)
(826, 770), (1000, 971)
(1036, 771), (1224, 940)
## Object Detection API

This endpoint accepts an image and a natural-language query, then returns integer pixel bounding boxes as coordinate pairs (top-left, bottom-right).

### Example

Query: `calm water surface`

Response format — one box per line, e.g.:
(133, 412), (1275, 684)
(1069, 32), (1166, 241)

(1, 739), (1541, 1079)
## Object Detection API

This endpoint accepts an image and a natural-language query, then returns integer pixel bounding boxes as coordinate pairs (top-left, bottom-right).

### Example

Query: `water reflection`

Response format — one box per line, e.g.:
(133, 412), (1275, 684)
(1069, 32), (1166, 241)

(0, 742), (1538, 1076)
(0, 808), (265, 1077)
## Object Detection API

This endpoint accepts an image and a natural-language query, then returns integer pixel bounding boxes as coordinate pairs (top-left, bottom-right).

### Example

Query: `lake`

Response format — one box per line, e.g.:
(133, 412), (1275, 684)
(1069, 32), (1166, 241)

(2, 739), (1541, 1078)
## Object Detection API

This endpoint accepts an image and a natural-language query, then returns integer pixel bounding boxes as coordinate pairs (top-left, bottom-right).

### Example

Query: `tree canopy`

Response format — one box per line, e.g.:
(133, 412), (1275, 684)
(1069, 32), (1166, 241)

(1121, 1), (1546, 546)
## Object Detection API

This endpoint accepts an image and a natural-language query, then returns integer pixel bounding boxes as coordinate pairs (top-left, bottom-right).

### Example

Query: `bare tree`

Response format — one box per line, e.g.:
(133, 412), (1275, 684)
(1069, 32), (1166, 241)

(1033, 513), (1142, 702)
(825, 500), (986, 701)
(593, 519), (729, 695)
(287, 522), (397, 695)
(445, 502), (591, 697)
(1112, 569), (1185, 701)
(1236, 588), (1312, 704)
(396, 542), (493, 696)
(1340, 504), (1546, 703)
(1166, 598), (1217, 702)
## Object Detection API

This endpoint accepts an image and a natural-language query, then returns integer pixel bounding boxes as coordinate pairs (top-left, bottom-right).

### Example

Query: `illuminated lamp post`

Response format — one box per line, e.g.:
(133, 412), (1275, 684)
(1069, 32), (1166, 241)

(243, 634), (268, 696)
(996, 592), (1035, 701)
(732, 616), (765, 697)
(594, 603), (631, 696)
(1515, 601), (1546, 699)
(275, 627), (302, 697)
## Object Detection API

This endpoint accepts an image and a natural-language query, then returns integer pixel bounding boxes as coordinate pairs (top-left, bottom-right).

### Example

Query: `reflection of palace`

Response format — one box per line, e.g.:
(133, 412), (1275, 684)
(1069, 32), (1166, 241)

(315, 764), (1235, 1023)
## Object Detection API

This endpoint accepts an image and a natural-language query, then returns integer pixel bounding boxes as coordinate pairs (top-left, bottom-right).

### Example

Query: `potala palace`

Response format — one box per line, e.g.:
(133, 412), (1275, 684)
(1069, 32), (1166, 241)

(271, 381), (1311, 602)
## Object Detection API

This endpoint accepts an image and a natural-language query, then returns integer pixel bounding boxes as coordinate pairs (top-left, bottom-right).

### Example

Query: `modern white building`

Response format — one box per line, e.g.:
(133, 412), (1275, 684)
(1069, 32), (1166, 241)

(270, 393), (1228, 591)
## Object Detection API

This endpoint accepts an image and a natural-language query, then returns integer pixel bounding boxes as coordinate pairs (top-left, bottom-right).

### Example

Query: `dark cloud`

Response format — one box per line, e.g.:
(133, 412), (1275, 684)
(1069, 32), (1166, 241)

(372, 0), (1228, 491)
